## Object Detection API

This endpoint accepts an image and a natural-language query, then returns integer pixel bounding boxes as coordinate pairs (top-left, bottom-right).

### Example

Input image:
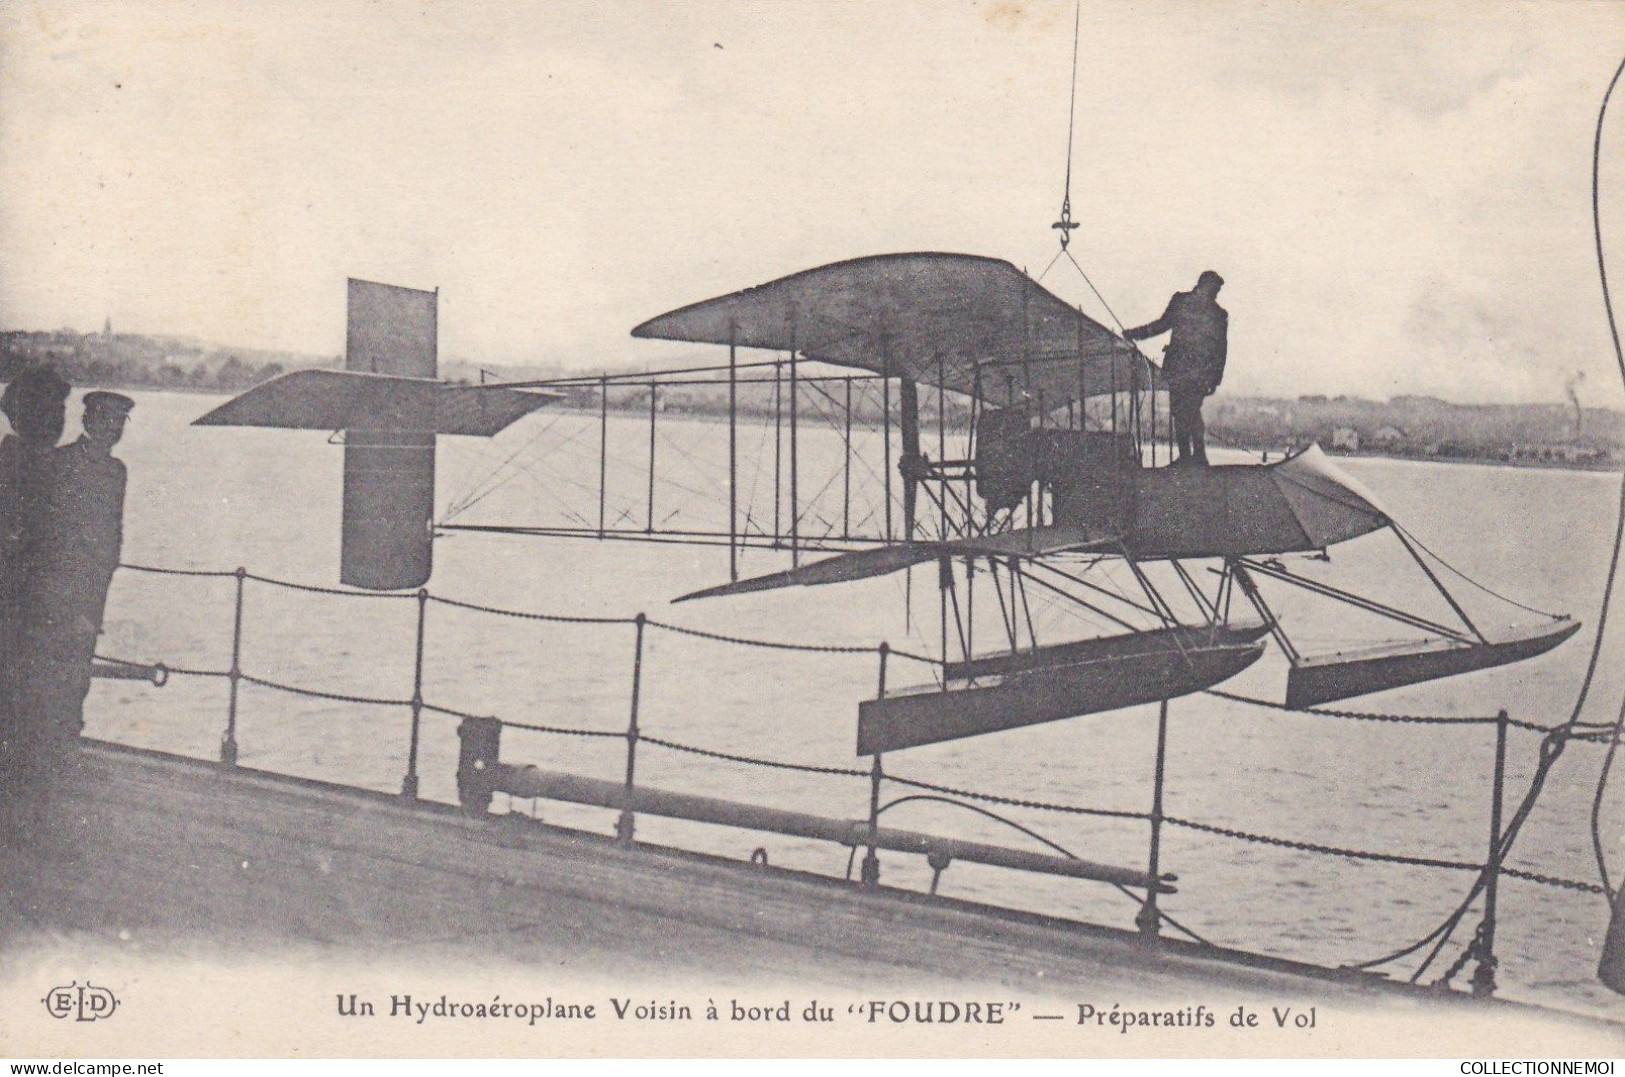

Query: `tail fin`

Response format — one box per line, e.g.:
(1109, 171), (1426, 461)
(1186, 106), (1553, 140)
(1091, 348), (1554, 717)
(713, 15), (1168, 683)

(193, 280), (556, 590)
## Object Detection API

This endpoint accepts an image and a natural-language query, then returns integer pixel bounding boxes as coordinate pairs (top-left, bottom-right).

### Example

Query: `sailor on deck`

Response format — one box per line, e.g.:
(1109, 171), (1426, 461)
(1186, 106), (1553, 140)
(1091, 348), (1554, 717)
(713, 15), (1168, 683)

(1124, 270), (1228, 466)
(0, 367), (71, 838)
(9, 391), (133, 840)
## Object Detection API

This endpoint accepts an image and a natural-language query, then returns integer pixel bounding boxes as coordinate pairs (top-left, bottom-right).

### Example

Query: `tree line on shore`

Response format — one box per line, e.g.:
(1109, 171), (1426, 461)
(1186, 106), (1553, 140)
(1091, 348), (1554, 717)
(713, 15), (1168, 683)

(3, 328), (1619, 466)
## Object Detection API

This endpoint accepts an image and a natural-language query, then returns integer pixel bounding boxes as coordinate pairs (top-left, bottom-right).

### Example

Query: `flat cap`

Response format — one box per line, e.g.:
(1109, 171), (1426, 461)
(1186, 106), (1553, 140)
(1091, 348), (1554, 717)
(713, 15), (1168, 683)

(83, 390), (135, 417)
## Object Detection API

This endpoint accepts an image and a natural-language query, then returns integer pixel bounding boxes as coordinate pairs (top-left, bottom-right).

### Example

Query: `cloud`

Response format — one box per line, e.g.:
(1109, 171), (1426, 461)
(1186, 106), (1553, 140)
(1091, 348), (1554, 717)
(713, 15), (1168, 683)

(1209, 3), (1533, 120)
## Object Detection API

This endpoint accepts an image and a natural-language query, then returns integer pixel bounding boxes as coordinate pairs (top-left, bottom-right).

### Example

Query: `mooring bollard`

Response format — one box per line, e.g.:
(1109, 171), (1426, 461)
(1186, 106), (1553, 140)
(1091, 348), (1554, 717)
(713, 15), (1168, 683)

(456, 715), (503, 814)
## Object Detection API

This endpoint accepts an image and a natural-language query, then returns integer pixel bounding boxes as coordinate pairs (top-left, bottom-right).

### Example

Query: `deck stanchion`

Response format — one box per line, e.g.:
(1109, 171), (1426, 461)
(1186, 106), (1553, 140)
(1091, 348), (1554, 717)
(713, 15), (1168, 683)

(617, 612), (647, 844)
(221, 566), (246, 765)
(1137, 698), (1170, 941)
(401, 588), (428, 801)
(1474, 708), (1510, 997)
(862, 642), (889, 887)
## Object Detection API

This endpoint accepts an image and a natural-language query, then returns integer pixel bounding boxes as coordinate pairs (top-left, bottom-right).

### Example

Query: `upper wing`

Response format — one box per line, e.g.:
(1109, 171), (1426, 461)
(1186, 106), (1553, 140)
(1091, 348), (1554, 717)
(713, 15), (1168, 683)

(193, 369), (561, 436)
(632, 252), (1159, 408)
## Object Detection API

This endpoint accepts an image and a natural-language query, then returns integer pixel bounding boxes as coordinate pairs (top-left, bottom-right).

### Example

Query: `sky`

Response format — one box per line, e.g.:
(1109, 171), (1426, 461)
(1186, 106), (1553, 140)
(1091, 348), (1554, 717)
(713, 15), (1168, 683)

(3, 0), (1625, 405)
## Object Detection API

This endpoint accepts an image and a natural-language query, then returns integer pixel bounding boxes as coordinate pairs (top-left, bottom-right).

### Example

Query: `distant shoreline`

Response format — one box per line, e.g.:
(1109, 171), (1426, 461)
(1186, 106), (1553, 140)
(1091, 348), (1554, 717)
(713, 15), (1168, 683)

(1263, 447), (1623, 475)
(45, 378), (1625, 475)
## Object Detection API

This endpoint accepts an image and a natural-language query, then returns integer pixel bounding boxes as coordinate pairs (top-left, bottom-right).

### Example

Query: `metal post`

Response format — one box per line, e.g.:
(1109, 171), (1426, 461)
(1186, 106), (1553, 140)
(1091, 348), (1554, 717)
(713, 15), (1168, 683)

(937, 356), (947, 538)
(938, 556), (950, 690)
(842, 377), (853, 539)
(882, 362), (893, 541)
(965, 556), (975, 660)
(1023, 286), (1035, 532)
(1078, 304), (1090, 434)
(597, 376), (608, 538)
(617, 613), (647, 844)
(221, 567), (246, 765)
(1473, 708), (1509, 997)
(728, 330), (739, 581)
(789, 314), (799, 566)
(1035, 391), (1046, 528)
(1152, 388), (1160, 468)
(1137, 698), (1169, 940)
(1394, 527), (1488, 644)
(968, 367), (981, 534)
(401, 588), (428, 801)
(773, 363), (782, 543)
(646, 384), (657, 534)
(862, 643), (888, 887)
(1136, 364), (1146, 459)
(1021, 275), (1032, 405)
(1110, 345), (1118, 439)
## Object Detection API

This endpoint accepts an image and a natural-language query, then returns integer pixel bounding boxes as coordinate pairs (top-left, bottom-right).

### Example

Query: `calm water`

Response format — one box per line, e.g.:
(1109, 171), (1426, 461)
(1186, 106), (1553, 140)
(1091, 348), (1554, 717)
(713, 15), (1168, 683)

(71, 388), (1625, 1015)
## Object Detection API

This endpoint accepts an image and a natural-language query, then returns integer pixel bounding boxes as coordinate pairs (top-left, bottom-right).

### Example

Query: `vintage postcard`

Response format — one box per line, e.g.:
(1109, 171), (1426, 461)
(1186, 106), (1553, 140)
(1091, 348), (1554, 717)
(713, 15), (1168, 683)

(1, 0), (1624, 1061)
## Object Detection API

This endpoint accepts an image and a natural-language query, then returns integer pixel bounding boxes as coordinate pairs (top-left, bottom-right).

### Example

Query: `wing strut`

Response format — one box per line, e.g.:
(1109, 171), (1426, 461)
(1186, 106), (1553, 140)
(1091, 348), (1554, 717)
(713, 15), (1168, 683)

(899, 376), (921, 541)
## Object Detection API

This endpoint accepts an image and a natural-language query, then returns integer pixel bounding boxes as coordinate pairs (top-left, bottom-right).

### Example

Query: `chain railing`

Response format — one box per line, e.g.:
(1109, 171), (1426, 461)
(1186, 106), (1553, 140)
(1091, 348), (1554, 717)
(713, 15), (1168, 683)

(103, 560), (1615, 998)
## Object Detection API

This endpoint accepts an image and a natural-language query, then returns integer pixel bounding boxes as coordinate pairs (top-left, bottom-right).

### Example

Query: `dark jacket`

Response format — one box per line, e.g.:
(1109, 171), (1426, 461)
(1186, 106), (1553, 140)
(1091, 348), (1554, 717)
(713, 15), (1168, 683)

(1125, 290), (1228, 394)
(17, 437), (126, 649)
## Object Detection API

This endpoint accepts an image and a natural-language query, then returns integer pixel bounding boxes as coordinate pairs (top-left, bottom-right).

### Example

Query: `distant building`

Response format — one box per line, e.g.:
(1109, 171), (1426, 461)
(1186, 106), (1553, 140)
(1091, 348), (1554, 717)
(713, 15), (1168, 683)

(1331, 427), (1360, 452)
(1511, 443), (1606, 465)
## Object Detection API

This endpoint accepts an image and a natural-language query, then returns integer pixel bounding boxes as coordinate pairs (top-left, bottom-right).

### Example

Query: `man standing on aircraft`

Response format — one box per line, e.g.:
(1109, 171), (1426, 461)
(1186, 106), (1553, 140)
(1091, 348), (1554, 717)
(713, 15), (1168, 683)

(1123, 270), (1227, 466)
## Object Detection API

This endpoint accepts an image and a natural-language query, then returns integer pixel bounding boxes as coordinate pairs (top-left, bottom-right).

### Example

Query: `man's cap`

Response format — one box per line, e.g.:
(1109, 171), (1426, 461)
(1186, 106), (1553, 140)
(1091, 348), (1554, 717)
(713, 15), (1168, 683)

(1, 366), (71, 413)
(1198, 270), (1224, 289)
(83, 390), (135, 418)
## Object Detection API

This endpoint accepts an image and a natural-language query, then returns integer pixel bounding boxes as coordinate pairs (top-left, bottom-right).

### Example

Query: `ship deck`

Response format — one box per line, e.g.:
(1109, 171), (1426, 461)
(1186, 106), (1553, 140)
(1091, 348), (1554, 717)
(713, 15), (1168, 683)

(1, 739), (1620, 1056)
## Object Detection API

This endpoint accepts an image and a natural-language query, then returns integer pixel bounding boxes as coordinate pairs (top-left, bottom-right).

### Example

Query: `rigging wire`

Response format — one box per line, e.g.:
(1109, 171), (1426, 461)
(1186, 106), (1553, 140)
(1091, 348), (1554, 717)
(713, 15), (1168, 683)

(1389, 520), (1564, 622)
(877, 793), (1216, 947)
(1359, 53), (1625, 982)
(1586, 51), (1625, 898)
(1051, 0), (1083, 252)
(441, 409), (575, 520)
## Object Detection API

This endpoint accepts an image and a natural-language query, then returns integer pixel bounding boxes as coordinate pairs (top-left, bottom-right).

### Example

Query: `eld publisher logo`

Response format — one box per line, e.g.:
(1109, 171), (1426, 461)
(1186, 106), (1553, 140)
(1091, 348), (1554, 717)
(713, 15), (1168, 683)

(42, 982), (119, 1022)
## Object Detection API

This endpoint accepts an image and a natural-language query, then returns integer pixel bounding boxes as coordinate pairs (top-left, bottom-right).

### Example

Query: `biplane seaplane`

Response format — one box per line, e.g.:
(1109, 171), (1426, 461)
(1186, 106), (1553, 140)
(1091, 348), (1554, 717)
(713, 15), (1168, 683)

(197, 260), (1580, 756)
